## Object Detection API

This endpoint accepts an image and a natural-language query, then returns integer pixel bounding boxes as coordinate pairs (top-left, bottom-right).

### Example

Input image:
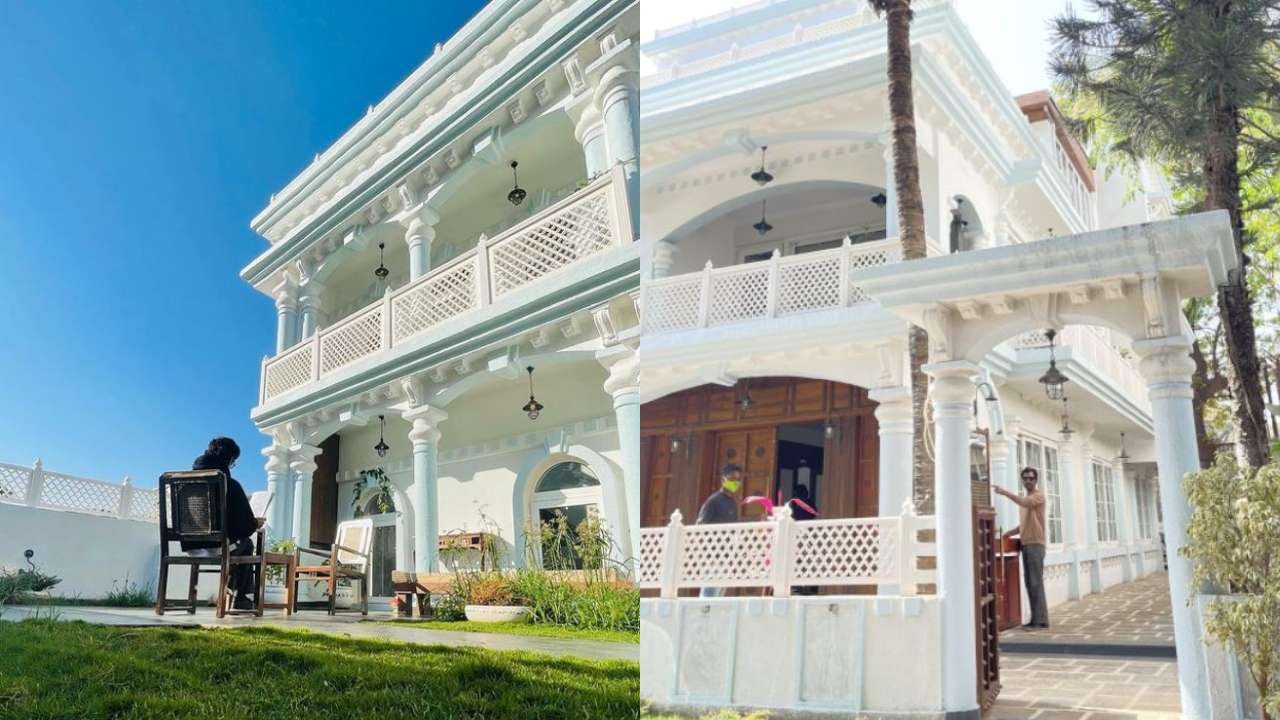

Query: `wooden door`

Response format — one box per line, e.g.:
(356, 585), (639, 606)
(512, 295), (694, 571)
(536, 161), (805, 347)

(713, 428), (776, 520)
(974, 507), (1001, 711)
(310, 434), (340, 546)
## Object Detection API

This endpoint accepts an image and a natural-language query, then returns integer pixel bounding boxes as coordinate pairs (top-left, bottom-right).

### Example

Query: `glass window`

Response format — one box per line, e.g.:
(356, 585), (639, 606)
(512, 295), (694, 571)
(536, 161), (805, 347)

(1093, 461), (1118, 542)
(534, 462), (600, 493)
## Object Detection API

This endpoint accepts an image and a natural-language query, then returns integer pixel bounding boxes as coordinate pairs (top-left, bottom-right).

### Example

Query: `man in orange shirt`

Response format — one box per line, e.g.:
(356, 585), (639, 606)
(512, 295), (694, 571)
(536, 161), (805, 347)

(995, 467), (1049, 629)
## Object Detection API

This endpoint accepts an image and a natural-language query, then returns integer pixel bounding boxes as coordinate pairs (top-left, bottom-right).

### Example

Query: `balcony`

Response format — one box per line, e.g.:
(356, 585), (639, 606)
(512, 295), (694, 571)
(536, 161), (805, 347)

(259, 166), (634, 406)
(642, 237), (942, 336)
(1014, 324), (1149, 415)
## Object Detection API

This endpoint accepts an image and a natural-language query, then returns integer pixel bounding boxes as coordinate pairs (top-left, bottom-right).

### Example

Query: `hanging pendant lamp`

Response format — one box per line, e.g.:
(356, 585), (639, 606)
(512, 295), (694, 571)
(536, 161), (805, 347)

(374, 415), (390, 457)
(522, 366), (544, 420)
(1039, 329), (1070, 401)
(752, 200), (773, 236)
(750, 145), (774, 186)
(374, 242), (389, 281)
(507, 160), (527, 206)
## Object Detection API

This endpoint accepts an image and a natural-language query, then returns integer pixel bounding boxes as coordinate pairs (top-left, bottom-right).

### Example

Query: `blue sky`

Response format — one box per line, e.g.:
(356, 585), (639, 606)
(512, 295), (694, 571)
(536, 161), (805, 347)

(0, 0), (487, 491)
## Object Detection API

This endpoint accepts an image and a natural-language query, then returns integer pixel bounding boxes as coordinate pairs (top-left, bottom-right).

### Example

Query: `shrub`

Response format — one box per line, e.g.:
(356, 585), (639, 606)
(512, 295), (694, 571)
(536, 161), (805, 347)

(507, 569), (638, 633)
(103, 575), (153, 607)
(1182, 455), (1280, 719)
(467, 574), (516, 607)
(0, 567), (61, 606)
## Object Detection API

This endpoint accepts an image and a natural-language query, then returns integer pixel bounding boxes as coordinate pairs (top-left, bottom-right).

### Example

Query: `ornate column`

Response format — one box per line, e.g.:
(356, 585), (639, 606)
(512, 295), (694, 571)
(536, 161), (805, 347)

(1133, 334), (1210, 720)
(298, 281), (324, 339)
(272, 277), (299, 352)
(573, 105), (609, 179)
(289, 444), (322, 548)
(262, 443), (292, 542)
(1057, 431), (1084, 599)
(924, 361), (979, 717)
(599, 344), (640, 560)
(869, 385), (912, 595)
(595, 65), (638, 238)
(404, 207), (440, 281)
(651, 239), (679, 279)
(405, 405), (447, 573)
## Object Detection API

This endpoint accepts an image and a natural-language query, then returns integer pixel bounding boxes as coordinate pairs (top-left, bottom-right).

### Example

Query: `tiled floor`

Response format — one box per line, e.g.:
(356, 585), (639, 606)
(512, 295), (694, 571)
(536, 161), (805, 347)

(1002, 571), (1174, 648)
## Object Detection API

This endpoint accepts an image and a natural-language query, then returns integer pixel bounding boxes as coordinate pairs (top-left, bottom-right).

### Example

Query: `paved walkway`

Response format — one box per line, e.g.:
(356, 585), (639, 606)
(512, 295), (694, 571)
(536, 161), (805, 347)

(0, 605), (638, 662)
(992, 571), (1182, 718)
(1002, 572), (1175, 656)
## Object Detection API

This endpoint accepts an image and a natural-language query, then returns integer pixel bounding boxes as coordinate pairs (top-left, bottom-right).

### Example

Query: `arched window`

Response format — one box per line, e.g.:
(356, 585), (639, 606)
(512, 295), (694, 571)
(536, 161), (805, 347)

(530, 461), (605, 570)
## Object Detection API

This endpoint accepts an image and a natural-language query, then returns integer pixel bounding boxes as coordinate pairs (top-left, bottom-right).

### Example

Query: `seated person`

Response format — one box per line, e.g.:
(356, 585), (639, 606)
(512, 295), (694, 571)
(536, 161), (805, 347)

(183, 437), (261, 610)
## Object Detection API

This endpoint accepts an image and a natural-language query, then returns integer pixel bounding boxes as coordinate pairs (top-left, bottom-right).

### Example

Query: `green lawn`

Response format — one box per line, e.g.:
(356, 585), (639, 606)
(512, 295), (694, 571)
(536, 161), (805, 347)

(0, 620), (638, 719)
(368, 619), (639, 644)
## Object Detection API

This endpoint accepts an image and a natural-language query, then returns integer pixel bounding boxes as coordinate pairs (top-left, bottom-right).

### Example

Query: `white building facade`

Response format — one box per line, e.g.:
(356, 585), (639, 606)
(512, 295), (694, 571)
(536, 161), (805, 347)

(637, 1), (1226, 718)
(242, 0), (641, 595)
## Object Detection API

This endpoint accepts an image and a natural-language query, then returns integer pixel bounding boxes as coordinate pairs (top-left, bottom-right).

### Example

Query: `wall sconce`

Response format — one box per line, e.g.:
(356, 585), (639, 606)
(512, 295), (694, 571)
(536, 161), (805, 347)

(739, 379), (754, 411)
(1039, 329), (1070, 401)
(750, 145), (774, 186)
(1116, 431), (1130, 463)
(507, 160), (527, 206)
(374, 415), (390, 457)
(669, 432), (692, 458)
(823, 418), (840, 443)
(870, 192), (887, 209)
(522, 366), (544, 420)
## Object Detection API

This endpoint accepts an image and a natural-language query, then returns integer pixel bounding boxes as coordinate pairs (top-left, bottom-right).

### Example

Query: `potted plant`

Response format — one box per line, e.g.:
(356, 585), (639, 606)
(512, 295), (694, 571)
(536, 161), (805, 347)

(463, 574), (529, 623)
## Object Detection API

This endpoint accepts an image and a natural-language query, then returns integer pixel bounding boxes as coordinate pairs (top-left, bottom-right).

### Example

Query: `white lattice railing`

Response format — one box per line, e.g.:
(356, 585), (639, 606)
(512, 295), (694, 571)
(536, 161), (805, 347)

(639, 507), (936, 597)
(1015, 325), (1148, 408)
(0, 459), (158, 523)
(260, 165), (631, 403)
(642, 238), (904, 335)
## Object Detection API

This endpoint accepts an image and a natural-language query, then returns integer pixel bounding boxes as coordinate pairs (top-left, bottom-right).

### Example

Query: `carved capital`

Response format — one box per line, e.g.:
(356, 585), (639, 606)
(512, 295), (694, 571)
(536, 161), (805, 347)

(598, 346), (639, 399)
(1133, 335), (1196, 400)
(404, 405), (448, 448)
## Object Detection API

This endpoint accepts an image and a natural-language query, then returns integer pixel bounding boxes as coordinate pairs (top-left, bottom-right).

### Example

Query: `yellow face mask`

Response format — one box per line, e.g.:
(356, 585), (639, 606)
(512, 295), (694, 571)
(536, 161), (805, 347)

(722, 478), (741, 493)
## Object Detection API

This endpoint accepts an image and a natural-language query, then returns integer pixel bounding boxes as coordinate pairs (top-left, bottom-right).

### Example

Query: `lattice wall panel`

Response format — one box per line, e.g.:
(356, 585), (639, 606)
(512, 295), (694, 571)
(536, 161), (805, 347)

(643, 279), (701, 334)
(263, 344), (314, 400)
(848, 247), (895, 304)
(40, 473), (121, 515)
(789, 519), (896, 583)
(128, 489), (159, 522)
(707, 267), (769, 326)
(678, 523), (775, 585)
(778, 255), (841, 315)
(0, 463), (31, 500)
(392, 261), (476, 343)
(319, 306), (383, 375)
(638, 528), (666, 587)
(489, 188), (615, 298)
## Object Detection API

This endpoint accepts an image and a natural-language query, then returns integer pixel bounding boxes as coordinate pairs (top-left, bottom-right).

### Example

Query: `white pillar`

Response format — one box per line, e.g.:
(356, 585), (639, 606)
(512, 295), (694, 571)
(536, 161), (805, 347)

(651, 239), (679, 279)
(924, 361), (979, 717)
(870, 385), (912, 595)
(262, 444), (291, 543)
(289, 444), (322, 548)
(999, 415), (1022, 531)
(573, 105), (609, 179)
(600, 345), (640, 560)
(404, 207), (440, 281)
(1134, 335), (1210, 720)
(405, 405), (447, 573)
(272, 278), (299, 352)
(298, 282), (323, 339)
(1059, 432), (1087, 599)
(595, 66), (638, 239)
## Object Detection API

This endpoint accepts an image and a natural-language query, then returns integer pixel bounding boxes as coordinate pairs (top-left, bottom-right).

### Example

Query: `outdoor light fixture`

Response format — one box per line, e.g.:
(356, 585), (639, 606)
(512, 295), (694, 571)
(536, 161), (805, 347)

(975, 381), (998, 403)
(1117, 431), (1131, 463)
(750, 145), (774, 186)
(1038, 329), (1070, 401)
(669, 432), (692, 457)
(374, 415), (390, 458)
(522, 366), (544, 420)
(752, 200), (773, 236)
(374, 241), (390, 281)
(1058, 398), (1074, 438)
(739, 379), (754, 411)
(870, 192), (887, 209)
(823, 418), (841, 443)
(507, 160), (527, 206)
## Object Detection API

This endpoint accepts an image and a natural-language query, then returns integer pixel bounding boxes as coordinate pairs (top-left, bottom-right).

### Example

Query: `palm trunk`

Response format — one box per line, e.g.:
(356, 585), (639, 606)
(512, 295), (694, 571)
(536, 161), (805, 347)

(882, 0), (934, 511)
(1204, 44), (1270, 467)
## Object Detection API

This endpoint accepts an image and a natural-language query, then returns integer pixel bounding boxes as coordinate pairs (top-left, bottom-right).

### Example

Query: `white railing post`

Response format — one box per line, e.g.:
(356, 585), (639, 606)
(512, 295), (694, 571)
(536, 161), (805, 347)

(838, 236), (853, 307)
(259, 355), (269, 406)
(474, 236), (491, 309)
(765, 249), (781, 318)
(697, 261), (713, 328)
(609, 163), (633, 246)
(116, 475), (134, 519)
(771, 505), (794, 597)
(25, 458), (44, 507)
(659, 509), (685, 599)
(899, 503), (919, 597)
(310, 332), (322, 381)
(380, 287), (393, 351)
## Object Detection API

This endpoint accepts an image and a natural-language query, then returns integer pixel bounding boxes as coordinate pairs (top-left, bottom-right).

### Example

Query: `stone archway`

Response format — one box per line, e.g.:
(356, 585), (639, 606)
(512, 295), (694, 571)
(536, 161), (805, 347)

(856, 210), (1235, 719)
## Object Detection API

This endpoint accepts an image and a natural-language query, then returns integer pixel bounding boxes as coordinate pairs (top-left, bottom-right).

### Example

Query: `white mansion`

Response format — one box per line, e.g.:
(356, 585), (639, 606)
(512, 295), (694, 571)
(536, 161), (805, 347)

(242, 0), (641, 594)
(637, 1), (1235, 718)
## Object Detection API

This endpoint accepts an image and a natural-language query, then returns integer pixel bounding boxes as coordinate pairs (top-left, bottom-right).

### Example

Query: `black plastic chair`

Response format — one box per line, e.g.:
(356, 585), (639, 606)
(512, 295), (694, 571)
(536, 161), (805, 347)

(155, 469), (265, 618)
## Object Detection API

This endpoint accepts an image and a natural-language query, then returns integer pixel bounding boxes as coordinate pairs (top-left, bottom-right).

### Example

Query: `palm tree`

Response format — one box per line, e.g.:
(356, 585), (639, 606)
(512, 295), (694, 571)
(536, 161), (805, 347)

(1053, 0), (1275, 467)
(871, 0), (934, 511)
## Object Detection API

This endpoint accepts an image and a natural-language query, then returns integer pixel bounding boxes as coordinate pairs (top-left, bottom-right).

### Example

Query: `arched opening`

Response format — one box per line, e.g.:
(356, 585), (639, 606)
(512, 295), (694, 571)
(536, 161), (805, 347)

(528, 461), (606, 570)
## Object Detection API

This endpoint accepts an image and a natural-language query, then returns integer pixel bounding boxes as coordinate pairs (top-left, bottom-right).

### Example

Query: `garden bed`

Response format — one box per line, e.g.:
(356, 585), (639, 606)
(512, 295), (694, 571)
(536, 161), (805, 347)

(367, 618), (639, 644)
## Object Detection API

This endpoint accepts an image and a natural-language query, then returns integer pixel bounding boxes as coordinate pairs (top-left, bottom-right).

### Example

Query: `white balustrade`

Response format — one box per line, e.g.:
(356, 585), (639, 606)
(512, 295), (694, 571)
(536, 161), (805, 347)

(642, 238), (901, 335)
(639, 507), (936, 597)
(0, 460), (159, 523)
(259, 166), (631, 403)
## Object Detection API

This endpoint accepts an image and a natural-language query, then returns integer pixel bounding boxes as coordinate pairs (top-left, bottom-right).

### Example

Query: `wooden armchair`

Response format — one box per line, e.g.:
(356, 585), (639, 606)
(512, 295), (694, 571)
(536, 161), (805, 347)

(155, 470), (266, 618)
(289, 518), (371, 615)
